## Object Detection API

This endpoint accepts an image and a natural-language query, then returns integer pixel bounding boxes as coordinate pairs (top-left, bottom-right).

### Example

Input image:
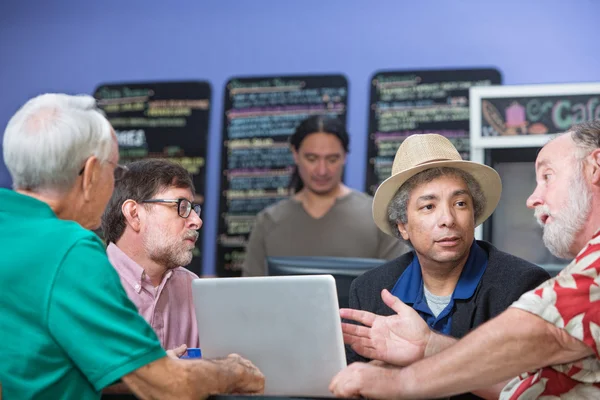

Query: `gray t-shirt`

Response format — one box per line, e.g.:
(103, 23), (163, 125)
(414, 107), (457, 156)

(423, 286), (452, 318)
(242, 190), (409, 276)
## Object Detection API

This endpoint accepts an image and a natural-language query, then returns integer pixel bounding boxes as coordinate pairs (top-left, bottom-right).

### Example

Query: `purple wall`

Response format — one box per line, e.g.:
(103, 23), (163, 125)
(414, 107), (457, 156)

(1, 0), (599, 275)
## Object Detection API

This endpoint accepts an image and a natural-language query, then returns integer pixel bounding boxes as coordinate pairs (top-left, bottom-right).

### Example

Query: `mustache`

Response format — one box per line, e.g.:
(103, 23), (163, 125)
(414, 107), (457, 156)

(184, 231), (199, 241)
(534, 206), (551, 227)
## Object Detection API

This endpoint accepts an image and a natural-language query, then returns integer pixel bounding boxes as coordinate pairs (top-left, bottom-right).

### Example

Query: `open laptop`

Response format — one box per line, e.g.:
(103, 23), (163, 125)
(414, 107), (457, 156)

(191, 275), (346, 397)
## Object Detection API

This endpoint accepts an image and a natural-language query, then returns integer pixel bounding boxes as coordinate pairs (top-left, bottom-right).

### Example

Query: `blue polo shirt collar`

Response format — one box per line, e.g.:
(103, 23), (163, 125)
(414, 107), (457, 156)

(391, 240), (488, 304)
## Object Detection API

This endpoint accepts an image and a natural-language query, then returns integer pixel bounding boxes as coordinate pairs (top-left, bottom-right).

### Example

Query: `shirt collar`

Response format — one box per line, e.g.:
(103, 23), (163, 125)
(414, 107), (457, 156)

(391, 253), (423, 304)
(392, 240), (488, 303)
(453, 241), (488, 299)
(106, 242), (173, 294)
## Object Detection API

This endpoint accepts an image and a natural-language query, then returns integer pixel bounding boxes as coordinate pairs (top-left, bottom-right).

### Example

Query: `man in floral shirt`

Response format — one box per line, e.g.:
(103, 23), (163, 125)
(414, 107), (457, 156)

(329, 120), (600, 400)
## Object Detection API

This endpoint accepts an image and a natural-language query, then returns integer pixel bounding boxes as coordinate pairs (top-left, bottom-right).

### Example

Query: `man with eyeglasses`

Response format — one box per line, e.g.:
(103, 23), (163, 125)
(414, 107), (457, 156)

(101, 158), (203, 354)
(0, 94), (264, 399)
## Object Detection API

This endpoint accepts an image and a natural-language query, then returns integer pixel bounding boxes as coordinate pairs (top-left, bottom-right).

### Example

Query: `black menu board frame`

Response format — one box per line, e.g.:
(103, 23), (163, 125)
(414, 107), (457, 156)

(216, 74), (348, 277)
(94, 81), (211, 276)
(365, 68), (501, 195)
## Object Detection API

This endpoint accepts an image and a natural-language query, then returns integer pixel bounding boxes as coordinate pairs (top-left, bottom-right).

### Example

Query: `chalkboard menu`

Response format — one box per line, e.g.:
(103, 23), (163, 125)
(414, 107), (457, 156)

(365, 69), (501, 195)
(481, 94), (600, 136)
(94, 81), (211, 276)
(217, 75), (348, 277)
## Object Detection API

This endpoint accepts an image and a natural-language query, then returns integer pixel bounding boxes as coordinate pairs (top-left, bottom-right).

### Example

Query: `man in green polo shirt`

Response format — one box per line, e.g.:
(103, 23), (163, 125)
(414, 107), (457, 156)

(0, 93), (264, 399)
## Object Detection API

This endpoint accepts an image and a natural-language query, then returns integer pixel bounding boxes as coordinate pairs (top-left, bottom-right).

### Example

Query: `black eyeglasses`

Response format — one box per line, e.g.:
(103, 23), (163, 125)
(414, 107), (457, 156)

(78, 160), (128, 180)
(141, 198), (202, 218)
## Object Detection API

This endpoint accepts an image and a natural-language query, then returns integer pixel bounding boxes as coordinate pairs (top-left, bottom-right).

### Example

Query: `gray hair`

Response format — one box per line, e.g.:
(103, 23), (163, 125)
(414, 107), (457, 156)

(568, 120), (600, 163)
(3, 93), (114, 192)
(387, 167), (486, 240)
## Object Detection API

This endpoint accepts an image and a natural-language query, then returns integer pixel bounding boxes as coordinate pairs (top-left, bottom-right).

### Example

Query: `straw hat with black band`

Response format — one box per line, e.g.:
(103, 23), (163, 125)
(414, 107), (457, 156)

(372, 133), (502, 237)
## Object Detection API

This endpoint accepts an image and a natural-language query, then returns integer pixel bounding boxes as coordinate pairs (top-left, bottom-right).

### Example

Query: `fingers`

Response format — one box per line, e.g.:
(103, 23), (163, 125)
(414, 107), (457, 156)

(228, 353), (259, 373)
(329, 363), (368, 398)
(243, 369), (265, 394)
(174, 344), (187, 357)
(165, 344), (188, 359)
(381, 289), (409, 315)
(343, 332), (373, 348)
(229, 354), (266, 392)
(228, 353), (259, 372)
(342, 329), (378, 359)
(246, 370), (265, 393)
(339, 308), (377, 327)
(342, 324), (379, 359)
(341, 322), (371, 338)
(331, 363), (402, 399)
(350, 343), (377, 360)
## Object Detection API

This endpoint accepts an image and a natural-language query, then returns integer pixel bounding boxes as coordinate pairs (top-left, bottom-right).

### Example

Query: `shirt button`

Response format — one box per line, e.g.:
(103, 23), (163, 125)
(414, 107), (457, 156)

(135, 284), (141, 291)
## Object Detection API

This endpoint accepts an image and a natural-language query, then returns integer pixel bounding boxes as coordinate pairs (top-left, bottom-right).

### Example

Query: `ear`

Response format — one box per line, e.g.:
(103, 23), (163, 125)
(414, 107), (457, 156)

(81, 156), (101, 202)
(396, 221), (410, 241)
(589, 149), (600, 186)
(121, 200), (142, 232)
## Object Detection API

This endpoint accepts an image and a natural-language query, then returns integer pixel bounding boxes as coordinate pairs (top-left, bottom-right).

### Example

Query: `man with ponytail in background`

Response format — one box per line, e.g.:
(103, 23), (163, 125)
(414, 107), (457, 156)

(242, 115), (408, 277)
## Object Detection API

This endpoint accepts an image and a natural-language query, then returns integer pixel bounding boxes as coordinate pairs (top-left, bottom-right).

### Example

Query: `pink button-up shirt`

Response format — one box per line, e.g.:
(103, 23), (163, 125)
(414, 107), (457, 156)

(106, 243), (200, 350)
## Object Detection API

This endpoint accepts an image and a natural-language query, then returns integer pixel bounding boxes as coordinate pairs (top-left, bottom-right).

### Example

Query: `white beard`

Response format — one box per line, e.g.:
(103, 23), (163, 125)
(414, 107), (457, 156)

(534, 167), (591, 259)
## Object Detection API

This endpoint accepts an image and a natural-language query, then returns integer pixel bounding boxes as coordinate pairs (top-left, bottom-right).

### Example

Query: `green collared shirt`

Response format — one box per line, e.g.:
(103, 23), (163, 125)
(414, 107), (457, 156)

(0, 189), (166, 399)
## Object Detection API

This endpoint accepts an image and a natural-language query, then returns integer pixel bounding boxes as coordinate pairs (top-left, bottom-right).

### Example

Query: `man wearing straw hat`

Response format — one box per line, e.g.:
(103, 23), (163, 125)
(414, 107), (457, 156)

(342, 134), (549, 398)
(331, 122), (600, 399)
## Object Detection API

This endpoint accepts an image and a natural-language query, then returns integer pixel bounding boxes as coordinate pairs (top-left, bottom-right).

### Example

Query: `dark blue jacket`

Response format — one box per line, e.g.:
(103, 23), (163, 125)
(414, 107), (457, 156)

(346, 240), (551, 400)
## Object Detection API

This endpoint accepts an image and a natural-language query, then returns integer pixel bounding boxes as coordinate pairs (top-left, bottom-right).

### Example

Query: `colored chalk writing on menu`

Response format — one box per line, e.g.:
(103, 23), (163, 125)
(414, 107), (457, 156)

(481, 94), (600, 136)
(94, 81), (210, 276)
(365, 69), (501, 195)
(217, 75), (348, 277)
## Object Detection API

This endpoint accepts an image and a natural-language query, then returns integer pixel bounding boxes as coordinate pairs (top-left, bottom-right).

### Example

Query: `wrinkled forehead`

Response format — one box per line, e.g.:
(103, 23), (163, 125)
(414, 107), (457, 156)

(535, 134), (576, 170)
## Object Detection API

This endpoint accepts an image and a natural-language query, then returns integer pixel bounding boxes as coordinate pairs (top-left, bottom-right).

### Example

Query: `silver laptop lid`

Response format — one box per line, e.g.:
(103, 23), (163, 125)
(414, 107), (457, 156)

(192, 275), (346, 397)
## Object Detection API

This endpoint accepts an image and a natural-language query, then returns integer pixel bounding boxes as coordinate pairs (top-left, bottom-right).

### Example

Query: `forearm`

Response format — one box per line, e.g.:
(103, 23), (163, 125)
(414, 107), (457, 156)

(425, 325), (508, 399)
(424, 331), (457, 358)
(123, 357), (235, 400)
(395, 308), (593, 399)
(186, 358), (241, 397)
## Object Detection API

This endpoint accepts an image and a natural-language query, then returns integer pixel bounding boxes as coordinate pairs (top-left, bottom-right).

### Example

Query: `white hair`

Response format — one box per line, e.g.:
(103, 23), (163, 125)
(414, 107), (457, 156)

(3, 93), (114, 192)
